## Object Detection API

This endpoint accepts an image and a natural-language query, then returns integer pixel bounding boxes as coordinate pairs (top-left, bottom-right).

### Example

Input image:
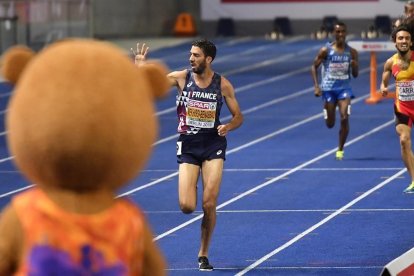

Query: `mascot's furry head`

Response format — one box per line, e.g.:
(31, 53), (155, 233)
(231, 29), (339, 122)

(1, 39), (169, 192)
(0, 39), (170, 275)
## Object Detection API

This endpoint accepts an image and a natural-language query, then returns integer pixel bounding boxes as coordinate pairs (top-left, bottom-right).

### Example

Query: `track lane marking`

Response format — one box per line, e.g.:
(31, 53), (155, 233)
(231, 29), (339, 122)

(236, 167), (405, 275)
(154, 120), (394, 241)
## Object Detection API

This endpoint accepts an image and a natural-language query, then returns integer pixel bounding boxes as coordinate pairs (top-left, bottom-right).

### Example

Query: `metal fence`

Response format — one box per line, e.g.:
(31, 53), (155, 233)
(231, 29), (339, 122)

(0, 0), (92, 53)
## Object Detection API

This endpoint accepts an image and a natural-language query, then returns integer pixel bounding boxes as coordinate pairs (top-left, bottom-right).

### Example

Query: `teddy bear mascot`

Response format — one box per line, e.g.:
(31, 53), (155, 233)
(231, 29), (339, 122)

(0, 39), (170, 275)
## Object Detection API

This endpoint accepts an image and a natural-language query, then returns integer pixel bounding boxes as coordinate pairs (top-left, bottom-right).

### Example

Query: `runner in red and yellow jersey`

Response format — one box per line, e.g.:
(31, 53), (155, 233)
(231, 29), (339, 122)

(381, 24), (414, 193)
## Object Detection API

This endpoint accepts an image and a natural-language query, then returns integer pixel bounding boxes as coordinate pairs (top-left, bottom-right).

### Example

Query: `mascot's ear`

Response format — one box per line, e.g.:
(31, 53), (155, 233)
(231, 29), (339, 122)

(137, 61), (170, 99)
(1, 45), (35, 85)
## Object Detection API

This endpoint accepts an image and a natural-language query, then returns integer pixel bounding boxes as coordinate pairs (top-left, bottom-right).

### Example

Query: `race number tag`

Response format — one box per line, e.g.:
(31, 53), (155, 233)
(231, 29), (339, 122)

(397, 80), (414, 101)
(186, 99), (216, 128)
(328, 62), (349, 80)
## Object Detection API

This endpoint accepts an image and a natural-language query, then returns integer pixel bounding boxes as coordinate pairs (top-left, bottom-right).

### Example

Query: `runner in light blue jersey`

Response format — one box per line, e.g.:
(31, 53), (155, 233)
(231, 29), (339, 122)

(311, 21), (359, 160)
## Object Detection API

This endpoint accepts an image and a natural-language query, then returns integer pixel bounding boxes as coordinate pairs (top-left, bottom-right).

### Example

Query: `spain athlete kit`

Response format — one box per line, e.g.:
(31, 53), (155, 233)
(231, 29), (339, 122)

(392, 52), (414, 126)
(320, 42), (355, 102)
(176, 70), (227, 166)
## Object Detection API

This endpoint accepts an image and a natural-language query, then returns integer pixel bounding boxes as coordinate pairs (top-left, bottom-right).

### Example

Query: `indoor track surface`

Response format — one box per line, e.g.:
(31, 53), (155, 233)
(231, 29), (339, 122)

(0, 36), (412, 275)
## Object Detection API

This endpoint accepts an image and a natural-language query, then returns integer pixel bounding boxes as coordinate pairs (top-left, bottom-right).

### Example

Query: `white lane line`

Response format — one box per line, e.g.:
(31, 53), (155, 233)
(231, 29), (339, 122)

(154, 120), (394, 241)
(167, 265), (382, 272)
(141, 167), (404, 172)
(145, 208), (414, 214)
(0, 184), (34, 199)
(216, 208), (414, 213)
(235, 168), (406, 275)
(224, 168), (404, 171)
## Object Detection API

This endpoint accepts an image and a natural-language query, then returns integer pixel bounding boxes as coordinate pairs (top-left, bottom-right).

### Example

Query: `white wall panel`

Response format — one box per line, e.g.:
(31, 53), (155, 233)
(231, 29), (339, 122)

(201, 0), (404, 20)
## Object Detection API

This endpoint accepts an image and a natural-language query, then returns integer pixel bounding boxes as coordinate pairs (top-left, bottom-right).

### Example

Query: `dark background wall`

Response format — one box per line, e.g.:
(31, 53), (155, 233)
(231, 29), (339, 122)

(92, 0), (201, 38)
(0, 0), (398, 51)
(91, 0), (395, 39)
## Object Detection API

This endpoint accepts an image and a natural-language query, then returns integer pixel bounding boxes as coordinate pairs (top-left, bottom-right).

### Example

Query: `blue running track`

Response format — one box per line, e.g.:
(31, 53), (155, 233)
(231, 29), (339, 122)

(0, 37), (413, 275)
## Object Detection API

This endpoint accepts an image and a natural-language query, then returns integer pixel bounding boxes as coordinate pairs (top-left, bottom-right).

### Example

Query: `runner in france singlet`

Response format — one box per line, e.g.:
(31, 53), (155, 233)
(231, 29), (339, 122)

(392, 52), (414, 112)
(176, 70), (224, 135)
(320, 42), (352, 91)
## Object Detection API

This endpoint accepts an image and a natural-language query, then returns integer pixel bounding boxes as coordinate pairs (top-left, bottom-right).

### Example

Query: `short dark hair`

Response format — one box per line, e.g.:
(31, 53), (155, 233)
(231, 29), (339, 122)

(392, 23), (411, 42)
(334, 21), (347, 30)
(192, 39), (217, 61)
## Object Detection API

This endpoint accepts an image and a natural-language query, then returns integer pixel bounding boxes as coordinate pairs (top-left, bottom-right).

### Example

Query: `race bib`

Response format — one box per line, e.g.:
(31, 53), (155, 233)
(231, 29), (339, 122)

(186, 99), (216, 128)
(397, 80), (414, 101)
(327, 62), (349, 80)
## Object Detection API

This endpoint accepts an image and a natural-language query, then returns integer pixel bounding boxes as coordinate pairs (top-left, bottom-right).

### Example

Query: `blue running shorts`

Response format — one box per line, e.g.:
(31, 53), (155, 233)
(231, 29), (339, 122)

(322, 88), (354, 103)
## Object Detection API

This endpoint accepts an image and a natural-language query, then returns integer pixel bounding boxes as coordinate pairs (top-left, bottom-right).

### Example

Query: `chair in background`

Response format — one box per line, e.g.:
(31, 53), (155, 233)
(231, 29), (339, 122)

(322, 15), (338, 32)
(216, 18), (235, 37)
(374, 15), (392, 35)
(273, 17), (292, 36)
(311, 15), (337, 40)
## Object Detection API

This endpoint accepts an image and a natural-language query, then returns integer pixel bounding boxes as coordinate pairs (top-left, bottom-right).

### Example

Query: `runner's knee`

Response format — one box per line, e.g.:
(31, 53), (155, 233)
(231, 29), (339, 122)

(400, 134), (411, 148)
(325, 120), (335, 128)
(202, 200), (216, 214)
(340, 116), (349, 125)
(324, 108), (335, 128)
(180, 202), (196, 214)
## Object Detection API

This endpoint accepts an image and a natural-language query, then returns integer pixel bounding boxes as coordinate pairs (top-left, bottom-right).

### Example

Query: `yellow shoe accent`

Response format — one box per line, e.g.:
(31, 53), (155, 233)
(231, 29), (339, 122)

(403, 182), (414, 194)
(335, 150), (344, 160)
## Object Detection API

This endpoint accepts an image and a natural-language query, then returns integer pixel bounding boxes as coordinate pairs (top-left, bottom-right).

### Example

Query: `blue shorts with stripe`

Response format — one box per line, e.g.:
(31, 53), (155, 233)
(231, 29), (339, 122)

(322, 88), (354, 103)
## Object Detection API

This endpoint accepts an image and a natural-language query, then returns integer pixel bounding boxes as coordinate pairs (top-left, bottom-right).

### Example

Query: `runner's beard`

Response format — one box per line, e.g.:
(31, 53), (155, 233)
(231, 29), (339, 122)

(192, 61), (207, 74)
(398, 48), (409, 55)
